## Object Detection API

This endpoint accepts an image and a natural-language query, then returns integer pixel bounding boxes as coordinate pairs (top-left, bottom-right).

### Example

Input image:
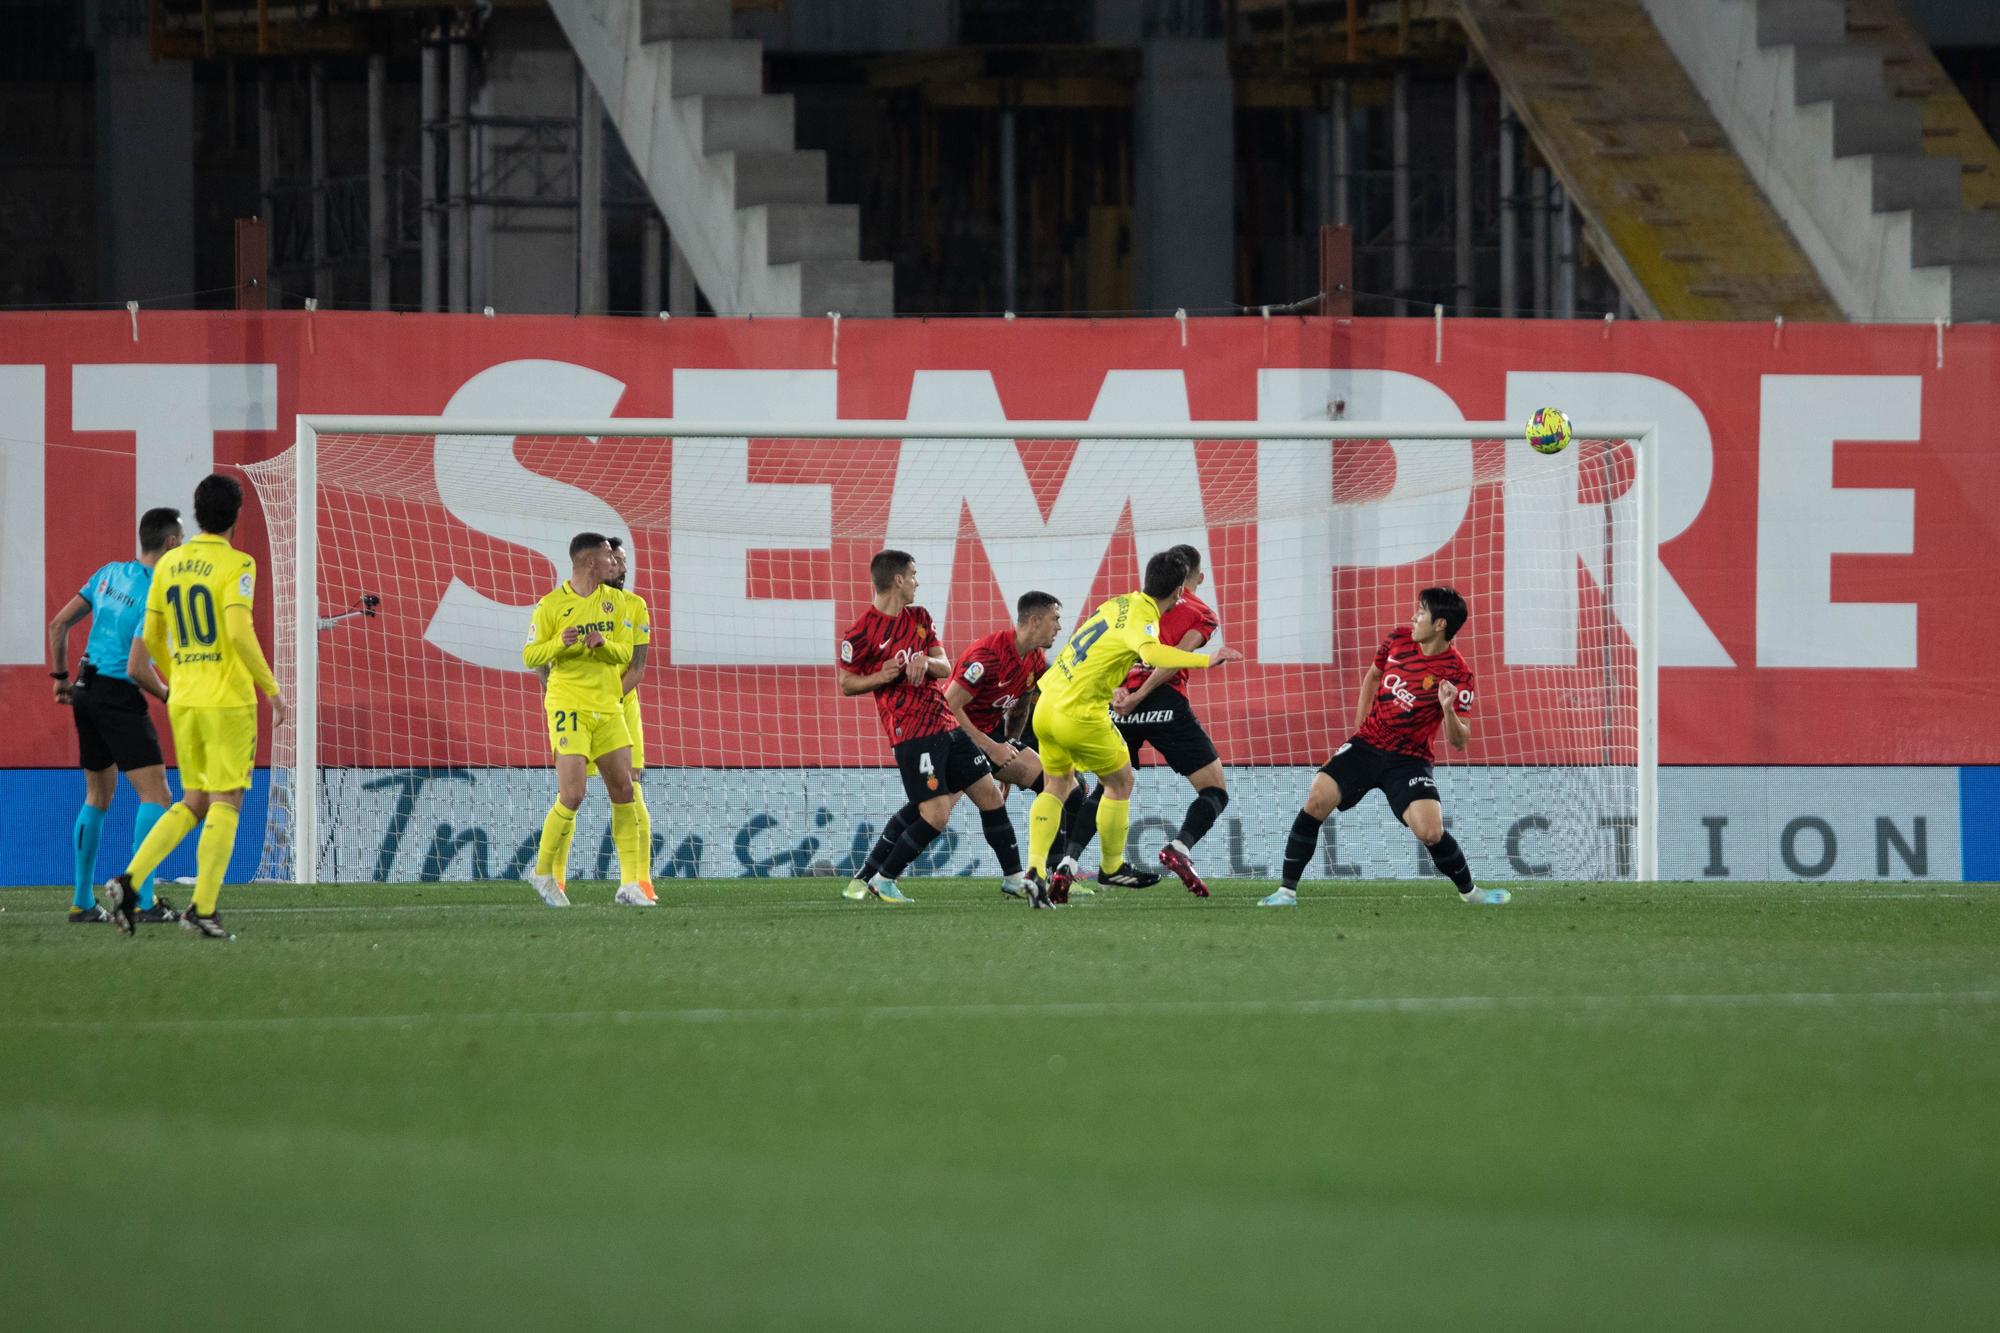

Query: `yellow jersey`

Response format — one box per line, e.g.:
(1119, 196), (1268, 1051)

(142, 532), (277, 709)
(1037, 590), (1210, 716)
(616, 588), (652, 701)
(523, 580), (634, 713)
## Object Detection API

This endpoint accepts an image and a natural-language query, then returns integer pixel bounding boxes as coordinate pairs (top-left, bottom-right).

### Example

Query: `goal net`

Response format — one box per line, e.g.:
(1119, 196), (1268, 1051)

(242, 418), (1655, 887)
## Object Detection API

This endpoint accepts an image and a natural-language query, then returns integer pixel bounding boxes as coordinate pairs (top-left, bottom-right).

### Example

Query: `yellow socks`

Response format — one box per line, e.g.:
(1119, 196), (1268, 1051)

(125, 802), (197, 889)
(1027, 790), (1064, 876)
(633, 787), (656, 900)
(192, 802), (239, 916)
(1096, 795), (1131, 875)
(610, 801), (643, 886)
(537, 802), (577, 880)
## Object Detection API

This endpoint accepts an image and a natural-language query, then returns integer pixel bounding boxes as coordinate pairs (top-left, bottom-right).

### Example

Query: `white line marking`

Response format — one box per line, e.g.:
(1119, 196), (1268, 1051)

(14, 991), (2000, 1035)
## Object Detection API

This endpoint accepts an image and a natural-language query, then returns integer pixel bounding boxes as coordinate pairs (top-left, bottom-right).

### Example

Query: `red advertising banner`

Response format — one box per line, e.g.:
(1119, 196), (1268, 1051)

(2, 311), (1996, 768)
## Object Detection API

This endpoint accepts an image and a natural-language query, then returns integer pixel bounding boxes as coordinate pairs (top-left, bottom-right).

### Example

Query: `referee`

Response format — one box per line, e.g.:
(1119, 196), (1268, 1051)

(46, 507), (184, 922)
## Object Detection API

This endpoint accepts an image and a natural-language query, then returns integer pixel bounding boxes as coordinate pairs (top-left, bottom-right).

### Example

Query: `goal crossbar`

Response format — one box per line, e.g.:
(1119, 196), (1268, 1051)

(285, 417), (1661, 885)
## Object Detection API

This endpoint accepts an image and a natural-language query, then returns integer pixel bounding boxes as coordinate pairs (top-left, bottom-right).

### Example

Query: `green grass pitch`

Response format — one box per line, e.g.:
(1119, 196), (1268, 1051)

(4, 877), (1998, 1330)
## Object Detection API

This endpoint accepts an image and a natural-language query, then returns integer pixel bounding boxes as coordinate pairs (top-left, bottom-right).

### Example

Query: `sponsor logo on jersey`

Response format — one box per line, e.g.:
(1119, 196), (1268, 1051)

(840, 639), (854, 663)
(1381, 672), (1420, 710)
(963, 659), (985, 684)
(239, 572), (255, 598)
(1123, 709), (1177, 726)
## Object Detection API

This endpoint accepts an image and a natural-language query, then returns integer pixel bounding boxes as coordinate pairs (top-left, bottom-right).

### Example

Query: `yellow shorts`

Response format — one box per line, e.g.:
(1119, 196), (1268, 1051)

(1031, 699), (1131, 779)
(588, 692), (644, 776)
(169, 703), (258, 793)
(547, 705), (632, 762)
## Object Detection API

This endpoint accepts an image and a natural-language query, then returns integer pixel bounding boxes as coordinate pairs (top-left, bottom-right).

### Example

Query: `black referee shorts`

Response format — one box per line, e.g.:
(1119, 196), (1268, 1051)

(71, 672), (164, 773)
(1112, 686), (1219, 777)
(1318, 737), (1436, 822)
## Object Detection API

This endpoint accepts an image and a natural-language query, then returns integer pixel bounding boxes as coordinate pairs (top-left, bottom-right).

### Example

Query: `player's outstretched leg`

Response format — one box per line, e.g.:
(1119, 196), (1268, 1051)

(1407, 801), (1507, 905)
(1262, 774), (1342, 907)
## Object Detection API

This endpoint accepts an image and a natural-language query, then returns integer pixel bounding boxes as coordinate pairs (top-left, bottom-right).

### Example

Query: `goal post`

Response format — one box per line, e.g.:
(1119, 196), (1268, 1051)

(249, 416), (1660, 887)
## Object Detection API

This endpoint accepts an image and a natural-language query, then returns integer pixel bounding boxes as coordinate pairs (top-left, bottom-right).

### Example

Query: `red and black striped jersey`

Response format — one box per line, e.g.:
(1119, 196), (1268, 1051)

(950, 628), (1048, 735)
(1121, 589), (1219, 693)
(838, 603), (955, 746)
(1355, 625), (1476, 759)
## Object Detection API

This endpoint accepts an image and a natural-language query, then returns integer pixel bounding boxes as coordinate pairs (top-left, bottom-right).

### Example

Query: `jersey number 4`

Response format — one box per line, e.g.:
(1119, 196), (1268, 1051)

(1068, 618), (1109, 662)
(164, 585), (218, 647)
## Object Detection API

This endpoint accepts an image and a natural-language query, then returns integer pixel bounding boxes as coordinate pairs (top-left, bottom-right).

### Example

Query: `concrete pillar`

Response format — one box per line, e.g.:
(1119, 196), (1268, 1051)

(1454, 65), (1474, 315)
(577, 65), (606, 315)
(368, 53), (389, 310)
(1531, 164), (1550, 317)
(1332, 78), (1351, 227)
(310, 60), (331, 302)
(1556, 185), (1578, 318)
(421, 42), (442, 313)
(1499, 112), (1518, 318)
(1134, 38), (1234, 311)
(642, 214), (664, 316)
(448, 37), (471, 313)
(1000, 101), (1019, 310)
(96, 29), (195, 302)
(668, 237), (698, 315)
(1391, 70), (1412, 297)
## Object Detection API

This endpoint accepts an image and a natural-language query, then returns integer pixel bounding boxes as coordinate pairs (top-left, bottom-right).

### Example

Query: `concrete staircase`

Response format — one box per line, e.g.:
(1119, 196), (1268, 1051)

(549, 0), (893, 315)
(1640, 0), (2000, 320)
(1460, 0), (1840, 320)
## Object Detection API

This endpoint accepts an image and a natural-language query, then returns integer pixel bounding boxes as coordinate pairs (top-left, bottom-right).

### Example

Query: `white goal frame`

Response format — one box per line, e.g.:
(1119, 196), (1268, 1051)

(287, 416), (1661, 885)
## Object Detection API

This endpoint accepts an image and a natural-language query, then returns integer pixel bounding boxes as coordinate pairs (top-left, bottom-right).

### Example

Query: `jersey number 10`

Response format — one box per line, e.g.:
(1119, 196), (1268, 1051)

(165, 585), (218, 647)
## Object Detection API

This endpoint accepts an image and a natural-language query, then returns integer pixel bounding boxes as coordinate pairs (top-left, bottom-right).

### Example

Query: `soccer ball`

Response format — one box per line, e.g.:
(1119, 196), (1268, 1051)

(1526, 406), (1573, 455)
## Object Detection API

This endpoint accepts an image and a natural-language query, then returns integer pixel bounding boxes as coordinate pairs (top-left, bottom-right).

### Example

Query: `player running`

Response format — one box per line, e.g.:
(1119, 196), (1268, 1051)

(48, 507), (185, 923)
(522, 532), (647, 908)
(1057, 543), (1230, 899)
(836, 550), (1021, 904)
(1261, 586), (1506, 907)
(1024, 549), (1244, 908)
(105, 476), (288, 939)
(942, 590), (1066, 898)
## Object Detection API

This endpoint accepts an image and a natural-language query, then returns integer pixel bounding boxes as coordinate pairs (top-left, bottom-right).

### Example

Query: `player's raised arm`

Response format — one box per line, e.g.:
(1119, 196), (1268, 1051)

(1119, 626), (1209, 715)
(1438, 680), (1471, 750)
(1136, 637), (1241, 672)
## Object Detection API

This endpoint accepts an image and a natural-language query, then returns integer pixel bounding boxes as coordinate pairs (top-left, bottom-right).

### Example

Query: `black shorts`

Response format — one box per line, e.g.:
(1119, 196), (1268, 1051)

(1319, 737), (1437, 821)
(894, 729), (991, 803)
(71, 673), (163, 772)
(1113, 687), (1219, 777)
